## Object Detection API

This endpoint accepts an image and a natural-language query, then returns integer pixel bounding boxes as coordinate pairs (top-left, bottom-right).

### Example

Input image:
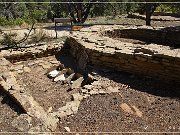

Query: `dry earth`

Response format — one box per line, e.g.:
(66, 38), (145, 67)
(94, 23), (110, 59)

(0, 54), (180, 133)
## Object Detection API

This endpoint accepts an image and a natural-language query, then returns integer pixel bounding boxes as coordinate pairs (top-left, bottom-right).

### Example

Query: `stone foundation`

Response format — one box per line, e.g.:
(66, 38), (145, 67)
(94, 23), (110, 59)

(104, 26), (180, 47)
(66, 27), (180, 82)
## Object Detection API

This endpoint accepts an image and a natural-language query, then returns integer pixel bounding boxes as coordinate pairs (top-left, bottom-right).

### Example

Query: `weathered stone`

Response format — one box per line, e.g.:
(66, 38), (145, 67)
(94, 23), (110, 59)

(48, 70), (59, 78)
(64, 127), (70, 132)
(71, 77), (84, 89)
(120, 103), (134, 114)
(66, 73), (75, 83)
(83, 84), (93, 90)
(106, 86), (119, 93)
(91, 81), (101, 86)
(54, 74), (66, 82)
(11, 114), (32, 131)
(0, 57), (11, 66)
(131, 105), (143, 117)
(72, 93), (83, 101)
(28, 62), (35, 66)
(24, 67), (31, 73)
(39, 62), (52, 69)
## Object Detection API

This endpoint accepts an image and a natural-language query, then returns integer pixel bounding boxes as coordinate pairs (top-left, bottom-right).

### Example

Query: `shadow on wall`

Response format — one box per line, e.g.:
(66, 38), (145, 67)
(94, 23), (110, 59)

(105, 26), (180, 48)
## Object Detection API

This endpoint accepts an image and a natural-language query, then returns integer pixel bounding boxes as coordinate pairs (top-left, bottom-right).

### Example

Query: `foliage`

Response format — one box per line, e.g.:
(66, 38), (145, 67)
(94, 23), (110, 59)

(0, 0), (180, 26)
(0, 33), (18, 48)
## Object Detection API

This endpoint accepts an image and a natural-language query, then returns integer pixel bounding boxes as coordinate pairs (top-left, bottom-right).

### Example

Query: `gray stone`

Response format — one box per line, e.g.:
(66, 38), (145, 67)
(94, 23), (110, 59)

(54, 74), (66, 82)
(24, 67), (31, 73)
(91, 81), (101, 86)
(64, 127), (70, 132)
(83, 85), (93, 90)
(66, 73), (75, 83)
(11, 114), (32, 131)
(106, 86), (119, 93)
(72, 93), (83, 101)
(48, 70), (59, 78)
(71, 77), (84, 89)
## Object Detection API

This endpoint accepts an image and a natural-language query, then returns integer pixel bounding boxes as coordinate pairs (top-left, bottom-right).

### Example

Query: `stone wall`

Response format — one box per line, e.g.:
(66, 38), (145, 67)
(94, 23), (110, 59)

(104, 27), (180, 47)
(66, 31), (180, 82)
(0, 42), (63, 62)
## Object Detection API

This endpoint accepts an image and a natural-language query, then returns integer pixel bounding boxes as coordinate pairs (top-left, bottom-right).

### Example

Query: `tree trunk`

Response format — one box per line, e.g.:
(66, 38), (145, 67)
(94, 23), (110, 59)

(146, 3), (157, 26)
(146, 3), (151, 26)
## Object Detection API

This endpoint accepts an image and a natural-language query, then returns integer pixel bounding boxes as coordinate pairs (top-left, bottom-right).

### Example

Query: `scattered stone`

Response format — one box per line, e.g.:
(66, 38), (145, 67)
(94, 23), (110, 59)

(13, 65), (24, 71)
(27, 62), (35, 66)
(81, 88), (88, 93)
(48, 70), (59, 78)
(120, 103), (134, 114)
(71, 77), (84, 89)
(91, 81), (101, 86)
(0, 57), (11, 66)
(66, 73), (75, 84)
(99, 90), (106, 95)
(83, 84), (93, 90)
(39, 62), (52, 69)
(54, 74), (66, 82)
(11, 114), (32, 131)
(72, 93), (83, 101)
(132, 105), (143, 117)
(49, 60), (60, 64)
(24, 67), (31, 73)
(89, 90), (98, 95)
(47, 107), (53, 113)
(46, 65), (59, 75)
(64, 127), (70, 132)
(106, 86), (119, 93)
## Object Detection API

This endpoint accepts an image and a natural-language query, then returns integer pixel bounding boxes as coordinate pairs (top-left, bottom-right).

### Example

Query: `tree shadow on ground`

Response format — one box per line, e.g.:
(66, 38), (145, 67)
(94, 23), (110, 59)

(87, 65), (180, 99)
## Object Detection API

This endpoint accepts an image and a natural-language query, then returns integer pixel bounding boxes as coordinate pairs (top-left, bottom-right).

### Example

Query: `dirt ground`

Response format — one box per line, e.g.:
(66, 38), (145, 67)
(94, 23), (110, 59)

(56, 65), (180, 132)
(0, 54), (180, 133)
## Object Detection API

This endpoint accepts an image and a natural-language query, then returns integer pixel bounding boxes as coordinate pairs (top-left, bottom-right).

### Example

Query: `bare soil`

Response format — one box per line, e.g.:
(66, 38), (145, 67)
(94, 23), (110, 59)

(57, 66), (180, 132)
(0, 56), (180, 133)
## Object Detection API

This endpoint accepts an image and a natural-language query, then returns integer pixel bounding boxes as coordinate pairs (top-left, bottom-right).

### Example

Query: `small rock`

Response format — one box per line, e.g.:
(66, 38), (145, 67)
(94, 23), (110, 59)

(91, 81), (101, 86)
(13, 65), (24, 71)
(27, 62), (35, 66)
(54, 74), (66, 82)
(120, 103), (134, 114)
(47, 107), (53, 113)
(48, 70), (59, 78)
(99, 90), (106, 94)
(11, 114), (32, 131)
(83, 84), (92, 90)
(64, 127), (70, 132)
(66, 73), (75, 83)
(23, 67), (31, 73)
(39, 63), (52, 69)
(131, 105), (143, 117)
(72, 93), (83, 101)
(50, 60), (59, 64)
(17, 69), (24, 74)
(71, 77), (84, 89)
(89, 90), (98, 95)
(106, 86), (119, 93)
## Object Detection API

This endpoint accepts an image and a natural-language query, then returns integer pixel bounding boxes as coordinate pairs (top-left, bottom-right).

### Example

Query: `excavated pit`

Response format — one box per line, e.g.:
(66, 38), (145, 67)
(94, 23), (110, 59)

(104, 26), (180, 48)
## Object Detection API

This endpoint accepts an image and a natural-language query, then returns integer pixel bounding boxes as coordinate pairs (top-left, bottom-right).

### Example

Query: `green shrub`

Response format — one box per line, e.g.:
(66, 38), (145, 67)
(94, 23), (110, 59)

(0, 33), (18, 48)
(0, 17), (9, 26)
(29, 10), (47, 22)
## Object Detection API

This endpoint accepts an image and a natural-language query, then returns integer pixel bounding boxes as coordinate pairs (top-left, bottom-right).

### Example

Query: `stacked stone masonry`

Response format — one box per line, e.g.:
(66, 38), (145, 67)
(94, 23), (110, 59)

(66, 25), (180, 82)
